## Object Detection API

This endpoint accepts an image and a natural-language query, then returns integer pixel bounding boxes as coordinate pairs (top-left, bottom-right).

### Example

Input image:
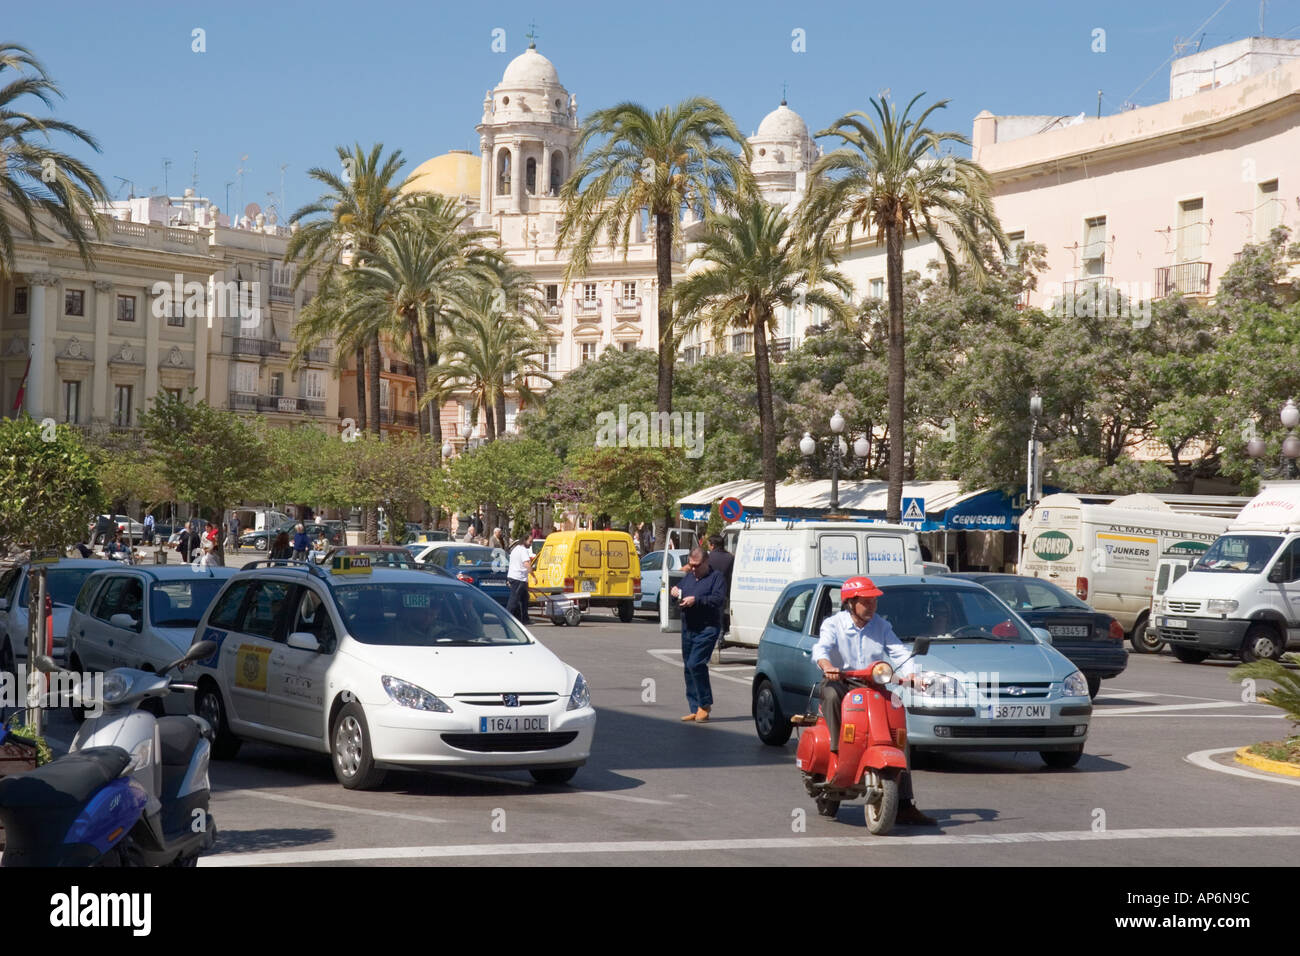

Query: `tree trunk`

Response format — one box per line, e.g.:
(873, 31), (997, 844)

(409, 307), (429, 439)
(654, 210), (674, 416)
(484, 402), (496, 442)
(354, 346), (367, 432)
(211, 504), (226, 567)
(426, 335), (443, 463)
(494, 390), (507, 439)
(367, 334), (382, 437)
(753, 306), (777, 520)
(885, 222), (906, 524)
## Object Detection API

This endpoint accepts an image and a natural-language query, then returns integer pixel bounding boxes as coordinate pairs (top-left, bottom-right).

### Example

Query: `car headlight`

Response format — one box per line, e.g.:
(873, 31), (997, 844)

(1063, 671), (1089, 698)
(381, 676), (452, 713)
(101, 672), (130, 705)
(1206, 599), (1238, 614)
(915, 673), (963, 700)
(567, 673), (590, 711)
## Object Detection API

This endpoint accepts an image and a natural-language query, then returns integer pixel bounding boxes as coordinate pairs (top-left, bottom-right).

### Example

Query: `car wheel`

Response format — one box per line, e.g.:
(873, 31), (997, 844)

(1240, 624), (1286, 663)
(1129, 614), (1164, 653)
(195, 681), (241, 760)
(752, 679), (792, 746)
(254, 537), (267, 552)
(530, 766), (578, 785)
(331, 702), (387, 790)
(1041, 745), (1084, 769)
(1171, 645), (1209, 664)
(864, 771), (899, 835)
(617, 600), (634, 623)
(815, 793), (840, 818)
(1086, 674), (1101, 699)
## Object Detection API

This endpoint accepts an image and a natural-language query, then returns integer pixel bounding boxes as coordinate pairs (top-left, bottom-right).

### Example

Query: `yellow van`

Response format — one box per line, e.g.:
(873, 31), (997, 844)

(529, 531), (641, 622)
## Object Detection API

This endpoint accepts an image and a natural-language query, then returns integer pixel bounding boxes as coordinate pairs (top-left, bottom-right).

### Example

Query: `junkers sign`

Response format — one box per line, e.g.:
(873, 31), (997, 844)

(1032, 530), (1074, 561)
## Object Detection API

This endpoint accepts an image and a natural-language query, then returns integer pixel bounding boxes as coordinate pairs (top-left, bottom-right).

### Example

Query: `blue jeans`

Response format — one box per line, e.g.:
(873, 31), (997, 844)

(507, 578), (530, 622)
(682, 625), (720, 711)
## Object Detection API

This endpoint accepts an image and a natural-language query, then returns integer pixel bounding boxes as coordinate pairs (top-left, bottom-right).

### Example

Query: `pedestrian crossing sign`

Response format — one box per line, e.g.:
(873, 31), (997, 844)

(902, 497), (926, 524)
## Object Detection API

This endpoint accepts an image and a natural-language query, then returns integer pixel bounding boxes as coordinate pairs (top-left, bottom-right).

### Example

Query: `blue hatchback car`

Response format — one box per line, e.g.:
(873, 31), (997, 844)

(752, 576), (1093, 768)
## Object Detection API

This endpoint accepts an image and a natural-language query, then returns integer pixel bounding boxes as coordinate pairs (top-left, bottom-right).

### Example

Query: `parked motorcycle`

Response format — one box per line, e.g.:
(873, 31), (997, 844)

(0, 641), (217, 867)
(793, 637), (930, 835)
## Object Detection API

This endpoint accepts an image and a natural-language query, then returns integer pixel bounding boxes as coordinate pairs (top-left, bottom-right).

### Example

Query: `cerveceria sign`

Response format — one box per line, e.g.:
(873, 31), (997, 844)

(1032, 530), (1074, 561)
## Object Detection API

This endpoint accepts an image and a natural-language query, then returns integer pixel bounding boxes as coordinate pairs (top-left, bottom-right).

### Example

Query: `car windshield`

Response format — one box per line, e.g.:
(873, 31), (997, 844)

(980, 576), (1089, 612)
(1193, 534), (1282, 574)
(332, 582), (530, 646)
(876, 586), (1036, 644)
(150, 579), (228, 628)
(23, 568), (97, 607)
(446, 547), (505, 569)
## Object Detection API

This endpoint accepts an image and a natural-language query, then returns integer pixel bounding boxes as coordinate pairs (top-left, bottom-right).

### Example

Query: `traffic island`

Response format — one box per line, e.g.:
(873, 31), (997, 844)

(1234, 741), (1300, 779)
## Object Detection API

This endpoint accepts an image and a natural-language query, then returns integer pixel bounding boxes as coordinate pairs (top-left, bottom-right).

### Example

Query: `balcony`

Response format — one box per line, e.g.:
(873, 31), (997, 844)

(1155, 261), (1212, 298)
(575, 299), (602, 321)
(269, 284), (294, 303)
(544, 304), (562, 324)
(1062, 276), (1113, 296)
(379, 409), (418, 427)
(230, 337), (280, 357)
(388, 361), (415, 378)
(75, 215), (209, 254)
(614, 297), (642, 317)
(228, 392), (259, 411)
(770, 337), (792, 362)
(730, 332), (754, 355)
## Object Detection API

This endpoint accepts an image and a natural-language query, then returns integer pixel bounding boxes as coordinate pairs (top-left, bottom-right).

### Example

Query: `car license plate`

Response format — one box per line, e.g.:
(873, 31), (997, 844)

(1050, 626), (1089, 637)
(480, 715), (549, 733)
(983, 704), (1050, 720)
(1164, 618), (1187, 629)
(580, 579), (596, 593)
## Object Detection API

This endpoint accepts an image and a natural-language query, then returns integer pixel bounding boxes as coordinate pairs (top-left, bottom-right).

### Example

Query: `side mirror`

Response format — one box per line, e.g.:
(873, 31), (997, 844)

(109, 613), (139, 631)
(287, 631), (321, 652)
(0, 598), (8, 612)
(1033, 627), (1053, 645)
(912, 636), (932, 658)
(1267, 564), (1287, 584)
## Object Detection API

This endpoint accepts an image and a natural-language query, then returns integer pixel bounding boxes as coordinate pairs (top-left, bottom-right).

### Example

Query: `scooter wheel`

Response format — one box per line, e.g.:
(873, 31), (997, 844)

(815, 794), (840, 817)
(865, 772), (899, 835)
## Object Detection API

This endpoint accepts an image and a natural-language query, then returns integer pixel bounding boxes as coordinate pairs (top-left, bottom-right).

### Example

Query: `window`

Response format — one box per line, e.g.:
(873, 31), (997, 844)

(291, 586), (336, 653)
(305, 371), (325, 400)
(379, 378), (390, 409)
(92, 576), (143, 626)
(270, 372), (284, 397)
(525, 157), (537, 194)
(13, 287), (27, 314)
(208, 581), (254, 629)
(165, 387), (183, 403)
(1176, 198), (1204, 262)
(544, 343), (557, 372)
(233, 362), (258, 394)
(544, 284), (559, 308)
(65, 289), (85, 316)
(869, 278), (885, 299)
(549, 151), (564, 195)
(1256, 180), (1280, 240)
(113, 385), (133, 427)
(1006, 230), (1025, 258)
(620, 341), (635, 352)
(1082, 216), (1107, 276)
(496, 149), (511, 195)
(580, 341), (597, 364)
(63, 380), (80, 424)
(640, 551), (664, 572)
(167, 303), (185, 327)
(621, 281), (637, 305)
(577, 538), (601, 569)
(242, 581), (292, 640)
(772, 582), (817, 632)
(582, 282), (598, 307)
(116, 295), (135, 322)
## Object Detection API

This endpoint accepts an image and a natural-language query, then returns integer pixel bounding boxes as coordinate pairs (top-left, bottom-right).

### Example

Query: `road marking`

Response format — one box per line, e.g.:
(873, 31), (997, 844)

(579, 790), (673, 806)
(214, 787), (448, 824)
(1186, 748), (1300, 787)
(1094, 701), (1249, 716)
(648, 649), (753, 685)
(1101, 687), (1229, 702)
(202, 825), (1300, 866)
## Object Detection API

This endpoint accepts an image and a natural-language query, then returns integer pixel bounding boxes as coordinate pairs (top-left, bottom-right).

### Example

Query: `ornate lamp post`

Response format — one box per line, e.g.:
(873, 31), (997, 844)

(800, 410), (869, 511)
(1028, 391), (1044, 507)
(1247, 398), (1300, 479)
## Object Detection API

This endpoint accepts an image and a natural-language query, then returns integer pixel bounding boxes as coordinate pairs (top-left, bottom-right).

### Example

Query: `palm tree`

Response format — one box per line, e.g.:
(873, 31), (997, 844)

(800, 94), (1006, 522)
(557, 98), (753, 415)
(289, 270), (383, 433)
(676, 198), (852, 518)
(0, 43), (109, 278)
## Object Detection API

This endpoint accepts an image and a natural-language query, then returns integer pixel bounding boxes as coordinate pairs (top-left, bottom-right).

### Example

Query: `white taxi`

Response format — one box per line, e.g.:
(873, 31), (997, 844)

(187, 557), (596, 789)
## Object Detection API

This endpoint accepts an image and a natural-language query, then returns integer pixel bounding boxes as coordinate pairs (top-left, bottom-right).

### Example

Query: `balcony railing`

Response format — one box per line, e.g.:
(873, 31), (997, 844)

(231, 337), (280, 357)
(770, 337), (792, 361)
(388, 361), (415, 377)
(379, 409), (418, 427)
(228, 392), (259, 411)
(1155, 261), (1212, 298)
(1062, 276), (1113, 296)
(614, 297), (642, 315)
(269, 284), (294, 303)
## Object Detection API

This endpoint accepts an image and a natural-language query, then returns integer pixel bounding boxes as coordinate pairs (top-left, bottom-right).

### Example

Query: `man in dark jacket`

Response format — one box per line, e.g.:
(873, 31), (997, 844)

(176, 521), (195, 563)
(705, 534), (734, 632)
(670, 547), (725, 722)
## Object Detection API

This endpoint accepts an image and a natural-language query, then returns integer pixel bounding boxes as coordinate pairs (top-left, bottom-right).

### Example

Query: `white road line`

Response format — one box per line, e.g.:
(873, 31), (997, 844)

(579, 790), (673, 806)
(648, 649), (753, 685)
(201, 825), (1300, 866)
(1094, 701), (1249, 716)
(1186, 748), (1300, 787)
(1097, 714), (1284, 719)
(1101, 687), (1228, 702)
(214, 787), (448, 824)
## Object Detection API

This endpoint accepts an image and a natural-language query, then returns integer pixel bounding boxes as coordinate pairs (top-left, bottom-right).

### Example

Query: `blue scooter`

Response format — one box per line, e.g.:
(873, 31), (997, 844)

(0, 641), (217, 867)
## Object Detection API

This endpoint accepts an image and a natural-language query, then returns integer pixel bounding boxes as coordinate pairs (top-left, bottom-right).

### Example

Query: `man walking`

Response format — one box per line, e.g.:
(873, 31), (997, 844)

(670, 548), (725, 722)
(227, 512), (240, 553)
(506, 531), (535, 625)
(143, 513), (155, 546)
(705, 533), (734, 635)
(176, 521), (195, 563)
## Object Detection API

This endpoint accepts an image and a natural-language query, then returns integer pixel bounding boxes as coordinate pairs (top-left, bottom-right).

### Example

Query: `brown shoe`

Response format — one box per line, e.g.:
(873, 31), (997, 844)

(896, 803), (938, 826)
(694, 707), (711, 722)
(680, 713), (697, 721)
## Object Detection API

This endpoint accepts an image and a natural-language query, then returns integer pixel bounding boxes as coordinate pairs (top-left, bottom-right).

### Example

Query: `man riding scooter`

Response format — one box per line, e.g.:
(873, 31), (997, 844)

(813, 576), (937, 827)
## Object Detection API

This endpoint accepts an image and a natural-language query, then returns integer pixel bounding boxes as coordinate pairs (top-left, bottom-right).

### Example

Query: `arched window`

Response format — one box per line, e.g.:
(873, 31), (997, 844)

(550, 151), (565, 195)
(496, 149), (511, 195)
(525, 157), (537, 195)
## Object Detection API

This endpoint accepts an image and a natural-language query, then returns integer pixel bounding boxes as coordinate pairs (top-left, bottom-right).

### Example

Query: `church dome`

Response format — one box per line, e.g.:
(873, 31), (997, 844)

(500, 46), (562, 89)
(756, 102), (810, 140)
(404, 150), (481, 198)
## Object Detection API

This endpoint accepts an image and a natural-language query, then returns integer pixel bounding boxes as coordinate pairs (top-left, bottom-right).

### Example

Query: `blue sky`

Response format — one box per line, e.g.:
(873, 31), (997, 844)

(8, 0), (1298, 219)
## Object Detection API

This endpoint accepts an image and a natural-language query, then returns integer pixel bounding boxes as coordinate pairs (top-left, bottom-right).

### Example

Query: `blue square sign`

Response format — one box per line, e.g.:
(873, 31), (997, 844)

(902, 497), (926, 524)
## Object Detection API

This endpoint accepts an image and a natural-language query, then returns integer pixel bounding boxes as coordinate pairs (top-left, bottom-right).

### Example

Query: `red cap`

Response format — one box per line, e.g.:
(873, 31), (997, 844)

(842, 576), (883, 600)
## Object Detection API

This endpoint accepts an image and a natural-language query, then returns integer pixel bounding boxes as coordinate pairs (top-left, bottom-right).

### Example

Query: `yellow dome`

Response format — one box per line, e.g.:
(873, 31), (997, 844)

(404, 151), (481, 198)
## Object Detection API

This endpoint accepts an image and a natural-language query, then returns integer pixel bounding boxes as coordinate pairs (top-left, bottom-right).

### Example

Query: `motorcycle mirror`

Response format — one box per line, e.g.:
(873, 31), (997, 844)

(912, 636), (931, 658)
(161, 640), (217, 674)
(32, 653), (59, 674)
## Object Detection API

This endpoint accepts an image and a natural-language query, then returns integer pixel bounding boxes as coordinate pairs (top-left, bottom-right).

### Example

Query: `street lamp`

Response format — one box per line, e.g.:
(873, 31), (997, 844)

(800, 410), (867, 511)
(1247, 398), (1300, 479)
(1027, 391), (1044, 507)
(441, 441), (453, 460)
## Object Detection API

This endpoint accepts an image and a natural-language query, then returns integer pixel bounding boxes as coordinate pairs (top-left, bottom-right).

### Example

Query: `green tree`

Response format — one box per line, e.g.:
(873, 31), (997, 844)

(441, 438), (562, 531)
(0, 44), (109, 279)
(0, 418), (102, 552)
(569, 446), (692, 528)
(801, 94), (1006, 521)
(257, 422), (337, 506)
(557, 98), (753, 415)
(139, 397), (270, 566)
(325, 434), (439, 539)
(676, 198), (851, 517)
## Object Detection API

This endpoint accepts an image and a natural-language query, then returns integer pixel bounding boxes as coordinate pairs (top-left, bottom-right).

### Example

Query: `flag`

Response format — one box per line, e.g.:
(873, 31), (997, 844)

(11, 352), (31, 414)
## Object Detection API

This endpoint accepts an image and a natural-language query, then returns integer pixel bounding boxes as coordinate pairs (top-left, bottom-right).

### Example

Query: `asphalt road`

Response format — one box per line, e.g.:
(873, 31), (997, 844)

(31, 607), (1277, 868)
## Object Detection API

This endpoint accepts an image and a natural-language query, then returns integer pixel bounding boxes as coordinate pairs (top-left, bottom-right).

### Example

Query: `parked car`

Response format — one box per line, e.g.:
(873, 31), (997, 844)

(187, 560), (595, 788)
(240, 521), (338, 552)
(90, 514), (145, 545)
(529, 530), (641, 623)
(752, 576), (1091, 768)
(410, 544), (511, 606)
(0, 559), (108, 669)
(949, 573), (1127, 698)
(635, 549), (691, 613)
(323, 546), (422, 569)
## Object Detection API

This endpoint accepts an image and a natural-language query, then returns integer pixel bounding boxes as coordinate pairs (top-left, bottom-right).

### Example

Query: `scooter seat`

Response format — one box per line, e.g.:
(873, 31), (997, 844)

(0, 747), (130, 809)
(157, 716), (201, 768)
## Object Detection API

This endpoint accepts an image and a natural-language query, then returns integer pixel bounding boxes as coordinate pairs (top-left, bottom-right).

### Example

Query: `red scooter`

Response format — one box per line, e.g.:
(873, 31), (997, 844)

(793, 637), (931, 834)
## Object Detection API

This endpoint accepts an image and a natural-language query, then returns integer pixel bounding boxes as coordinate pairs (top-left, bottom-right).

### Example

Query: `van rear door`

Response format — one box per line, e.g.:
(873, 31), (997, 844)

(817, 533), (860, 577)
(866, 535), (907, 575)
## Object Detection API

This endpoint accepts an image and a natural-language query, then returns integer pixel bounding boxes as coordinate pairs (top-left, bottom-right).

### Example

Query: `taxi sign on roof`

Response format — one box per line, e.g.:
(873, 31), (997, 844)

(31, 550), (61, 565)
(331, 555), (372, 574)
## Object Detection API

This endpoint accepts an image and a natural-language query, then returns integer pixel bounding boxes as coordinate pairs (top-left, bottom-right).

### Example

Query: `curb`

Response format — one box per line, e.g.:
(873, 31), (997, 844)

(1234, 746), (1300, 778)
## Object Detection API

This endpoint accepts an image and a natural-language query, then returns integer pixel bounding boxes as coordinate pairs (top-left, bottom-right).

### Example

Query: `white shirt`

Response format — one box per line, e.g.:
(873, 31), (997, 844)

(812, 609), (916, 677)
(507, 544), (532, 581)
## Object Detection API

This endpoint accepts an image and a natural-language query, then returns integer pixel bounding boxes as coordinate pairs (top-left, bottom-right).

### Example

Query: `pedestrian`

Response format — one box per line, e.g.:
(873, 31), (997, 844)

(106, 530), (131, 562)
(309, 529), (330, 564)
(705, 533), (735, 635)
(194, 538), (217, 569)
(292, 522), (310, 560)
(472, 512), (485, 538)
(143, 513), (155, 545)
(176, 521), (195, 563)
(670, 547), (725, 722)
(227, 512), (240, 552)
(204, 522), (218, 549)
(271, 530), (291, 560)
(506, 531), (535, 624)
(531, 522), (542, 540)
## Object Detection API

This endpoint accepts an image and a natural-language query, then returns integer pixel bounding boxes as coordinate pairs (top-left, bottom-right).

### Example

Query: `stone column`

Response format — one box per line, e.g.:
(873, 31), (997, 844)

(510, 142), (522, 212)
(480, 137), (493, 219)
(541, 146), (552, 198)
(93, 280), (113, 423)
(144, 278), (160, 403)
(26, 273), (59, 420)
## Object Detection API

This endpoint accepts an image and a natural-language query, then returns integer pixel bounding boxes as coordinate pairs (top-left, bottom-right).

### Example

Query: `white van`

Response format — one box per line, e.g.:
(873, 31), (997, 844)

(1019, 493), (1228, 649)
(722, 521), (924, 647)
(1155, 484), (1300, 664)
